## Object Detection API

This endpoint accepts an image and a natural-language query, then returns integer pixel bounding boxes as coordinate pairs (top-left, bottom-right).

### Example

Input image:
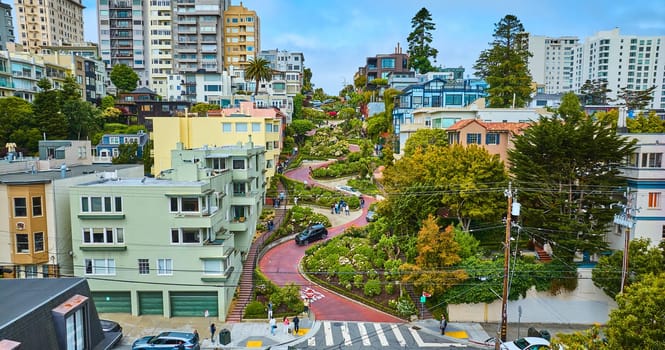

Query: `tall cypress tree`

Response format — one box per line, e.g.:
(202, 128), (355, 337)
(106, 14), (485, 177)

(33, 78), (69, 139)
(407, 7), (438, 74)
(474, 15), (533, 108)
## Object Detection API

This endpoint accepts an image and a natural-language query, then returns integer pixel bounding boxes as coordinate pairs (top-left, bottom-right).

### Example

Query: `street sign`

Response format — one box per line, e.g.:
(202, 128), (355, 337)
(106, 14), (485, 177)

(420, 295), (426, 303)
(305, 288), (314, 299)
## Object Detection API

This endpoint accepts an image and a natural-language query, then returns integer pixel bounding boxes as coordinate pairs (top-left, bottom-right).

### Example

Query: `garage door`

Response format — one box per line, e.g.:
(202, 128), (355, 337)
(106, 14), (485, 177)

(170, 292), (218, 317)
(92, 291), (131, 313)
(138, 291), (164, 315)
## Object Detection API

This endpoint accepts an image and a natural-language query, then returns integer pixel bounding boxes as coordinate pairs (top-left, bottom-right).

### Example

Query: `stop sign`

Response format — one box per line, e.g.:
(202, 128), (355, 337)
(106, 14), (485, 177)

(305, 288), (314, 299)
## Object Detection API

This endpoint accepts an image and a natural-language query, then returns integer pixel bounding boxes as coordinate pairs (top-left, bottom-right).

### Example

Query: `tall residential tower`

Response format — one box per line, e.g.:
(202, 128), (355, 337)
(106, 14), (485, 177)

(13, 0), (84, 54)
(0, 0), (14, 50)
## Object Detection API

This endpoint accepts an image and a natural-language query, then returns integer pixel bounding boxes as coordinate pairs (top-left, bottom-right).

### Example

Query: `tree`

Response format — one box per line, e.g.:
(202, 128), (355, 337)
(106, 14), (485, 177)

(406, 7), (438, 74)
(617, 85), (656, 110)
(110, 64), (139, 93)
(353, 75), (367, 90)
(473, 15), (532, 108)
(592, 238), (665, 298)
(627, 111), (665, 133)
(62, 100), (101, 140)
(100, 95), (116, 110)
(580, 79), (612, 105)
(60, 75), (81, 101)
(112, 142), (140, 164)
(366, 113), (389, 141)
(287, 119), (316, 145)
(190, 103), (219, 116)
(292, 93), (304, 120)
(245, 57), (272, 95)
(0, 97), (38, 155)
(403, 128), (448, 156)
(33, 78), (68, 139)
(605, 272), (665, 348)
(301, 67), (313, 94)
(508, 93), (636, 261)
(399, 216), (467, 295)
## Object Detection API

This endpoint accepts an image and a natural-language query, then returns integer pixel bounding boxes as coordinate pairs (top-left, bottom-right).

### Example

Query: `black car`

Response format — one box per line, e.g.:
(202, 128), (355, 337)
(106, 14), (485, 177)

(295, 224), (328, 245)
(100, 319), (123, 348)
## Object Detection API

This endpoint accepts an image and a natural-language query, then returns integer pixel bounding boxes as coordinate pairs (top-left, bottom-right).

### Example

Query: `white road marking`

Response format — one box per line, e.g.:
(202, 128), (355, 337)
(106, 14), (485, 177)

(357, 322), (371, 346)
(374, 323), (389, 346)
(391, 324), (406, 347)
(341, 322), (352, 346)
(324, 321), (333, 346)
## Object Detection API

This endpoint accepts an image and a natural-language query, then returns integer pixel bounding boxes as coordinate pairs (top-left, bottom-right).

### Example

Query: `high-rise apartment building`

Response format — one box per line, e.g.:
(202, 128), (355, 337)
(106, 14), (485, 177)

(259, 49), (304, 96)
(528, 29), (665, 109)
(223, 2), (259, 68)
(527, 35), (579, 94)
(14, 0), (84, 54)
(0, 0), (14, 51)
(98, 0), (148, 88)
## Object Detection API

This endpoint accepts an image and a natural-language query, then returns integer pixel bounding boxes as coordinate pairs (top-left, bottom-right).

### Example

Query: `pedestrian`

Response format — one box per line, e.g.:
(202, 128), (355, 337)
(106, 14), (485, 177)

(210, 323), (216, 342)
(268, 301), (273, 319)
(345, 204), (350, 216)
(193, 329), (199, 344)
(303, 299), (310, 317)
(308, 166), (312, 175)
(440, 315), (447, 335)
(293, 315), (300, 335)
(331, 203), (335, 214)
(269, 316), (276, 335)
(360, 196), (365, 208)
(177, 340), (185, 350)
(273, 197), (278, 208)
(283, 316), (290, 334)
(334, 202), (339, 214)
(294, 196), (298, 206)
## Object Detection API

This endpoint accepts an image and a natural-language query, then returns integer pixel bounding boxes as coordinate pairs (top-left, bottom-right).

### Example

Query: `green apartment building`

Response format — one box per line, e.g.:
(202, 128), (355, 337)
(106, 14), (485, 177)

(70, 142), (265, 320)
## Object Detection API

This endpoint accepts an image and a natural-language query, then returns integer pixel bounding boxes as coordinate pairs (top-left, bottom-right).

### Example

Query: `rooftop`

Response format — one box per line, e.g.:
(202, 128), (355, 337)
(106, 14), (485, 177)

(0, 164), (142, 184)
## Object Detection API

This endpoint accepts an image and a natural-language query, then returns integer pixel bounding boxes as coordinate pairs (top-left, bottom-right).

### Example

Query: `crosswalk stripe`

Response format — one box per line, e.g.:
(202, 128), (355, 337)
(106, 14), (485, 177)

(308, 337), (316, 347)
(341, 322), (352, 346)
(324, 321), (333, 346)
(357, 322), (371, 346)
(374, 323), (389, 346)
(390, 324), (406, 347)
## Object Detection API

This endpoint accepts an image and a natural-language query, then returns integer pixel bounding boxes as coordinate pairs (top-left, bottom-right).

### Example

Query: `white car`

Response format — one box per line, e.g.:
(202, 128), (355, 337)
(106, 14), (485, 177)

(335, 185), (361, 197)
(501, 337), (553, 350)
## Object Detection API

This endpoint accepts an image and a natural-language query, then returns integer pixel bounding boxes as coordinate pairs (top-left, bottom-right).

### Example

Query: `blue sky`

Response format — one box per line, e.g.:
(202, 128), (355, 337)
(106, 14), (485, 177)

(77, 0), (665, 94)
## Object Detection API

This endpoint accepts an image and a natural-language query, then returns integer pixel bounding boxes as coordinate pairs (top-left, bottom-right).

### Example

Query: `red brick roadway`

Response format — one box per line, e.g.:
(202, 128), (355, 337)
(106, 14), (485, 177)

(258, 158), (403, 323)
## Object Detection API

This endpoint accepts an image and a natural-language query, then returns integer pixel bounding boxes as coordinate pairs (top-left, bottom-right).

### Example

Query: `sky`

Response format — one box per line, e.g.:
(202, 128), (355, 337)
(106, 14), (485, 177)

(74, 0), (665, 94)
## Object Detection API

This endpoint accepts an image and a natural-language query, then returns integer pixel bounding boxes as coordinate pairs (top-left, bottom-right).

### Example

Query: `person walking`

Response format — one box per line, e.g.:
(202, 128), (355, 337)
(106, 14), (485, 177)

(283, 316), (290, 335)
(331, 203), (335, 214)
(440, 315), (447, 335)
(360, 196), (365, 208)
(269, 316), (276, 335)
(303, 299), (310, 317)
(345, 204), (350, 216)
(210, 323), (216, 343)
(293, 315), (300, 335)
(267, 301), (273, 319)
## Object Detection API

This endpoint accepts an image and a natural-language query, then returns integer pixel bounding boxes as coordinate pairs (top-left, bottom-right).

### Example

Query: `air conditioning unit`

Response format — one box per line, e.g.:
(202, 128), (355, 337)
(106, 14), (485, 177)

(16, 222), (25, 230)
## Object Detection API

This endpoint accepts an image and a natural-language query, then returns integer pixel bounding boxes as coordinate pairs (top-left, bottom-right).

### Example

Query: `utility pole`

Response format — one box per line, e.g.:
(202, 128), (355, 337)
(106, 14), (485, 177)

(614, 188), (636, 294)
(497, 182), (514, 349)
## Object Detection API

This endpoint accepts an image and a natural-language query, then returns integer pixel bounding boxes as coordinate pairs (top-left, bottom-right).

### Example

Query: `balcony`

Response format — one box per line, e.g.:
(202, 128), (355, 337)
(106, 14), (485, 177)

(227, 218), (247, 232)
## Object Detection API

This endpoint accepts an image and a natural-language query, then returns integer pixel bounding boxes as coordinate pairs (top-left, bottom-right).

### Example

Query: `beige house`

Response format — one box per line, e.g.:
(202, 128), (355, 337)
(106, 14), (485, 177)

(446, 119), (531, 165)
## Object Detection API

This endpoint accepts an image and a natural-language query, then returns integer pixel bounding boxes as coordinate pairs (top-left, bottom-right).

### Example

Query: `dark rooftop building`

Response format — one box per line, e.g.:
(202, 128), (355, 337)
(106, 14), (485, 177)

(0, 278), (118, 349)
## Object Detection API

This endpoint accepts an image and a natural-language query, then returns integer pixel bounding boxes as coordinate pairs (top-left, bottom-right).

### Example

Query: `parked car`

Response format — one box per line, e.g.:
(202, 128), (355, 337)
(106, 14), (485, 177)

(100, 319), (122, 347)
(501, 337), (554, 350)
(294, 223), (328, 245)
(335, 185), (362, 197)
(365, 210), (377, 222)
(132, 331), (200, 350)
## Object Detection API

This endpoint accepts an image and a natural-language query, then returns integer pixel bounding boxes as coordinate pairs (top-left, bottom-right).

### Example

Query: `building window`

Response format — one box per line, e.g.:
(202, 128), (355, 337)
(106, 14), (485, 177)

(171, 228), (202, 244)
(236, 123), (248, 132)
(486, 133), (500, 145)
(203, 259), (227, 275)
(381, 58), (395, 69)
(222, 123), (232, 132)
(252, 122), (261, 132)
(82, 227), (124, 244)
(32, 196), (42, 216)
(25, 265), (38, 278)
(13, 197), (27, 217)
(157, 258), (172, 275)
(466, 133), (482, 144)
(233, 159), (245, 169)
(138, 258), (149, 275)
(648, 192), (661, 208)
(65, 308), (85, 349)
(84, 258), (116, 275)
(16, 233), (29, 253)
(169, 197), (200, 213)
(34, 232), (44, 251)
(641, 153), (662, 168)
(80, 196), (122, 213)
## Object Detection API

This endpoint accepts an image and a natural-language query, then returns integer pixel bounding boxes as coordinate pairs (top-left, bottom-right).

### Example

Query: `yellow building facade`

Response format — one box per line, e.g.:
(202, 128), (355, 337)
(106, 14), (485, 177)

(150, 105), (283, 184)
(223, 3), (260, 68)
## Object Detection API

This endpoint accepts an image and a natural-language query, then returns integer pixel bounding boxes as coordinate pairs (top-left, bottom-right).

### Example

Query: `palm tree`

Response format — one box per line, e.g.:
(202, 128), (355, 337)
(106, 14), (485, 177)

(244, 58), (273, 95)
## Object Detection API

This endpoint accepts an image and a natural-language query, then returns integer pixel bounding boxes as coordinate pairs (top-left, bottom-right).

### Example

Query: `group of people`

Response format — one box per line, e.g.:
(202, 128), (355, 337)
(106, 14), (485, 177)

(268, 315), (301, 336)
(331, 199), (350, 215)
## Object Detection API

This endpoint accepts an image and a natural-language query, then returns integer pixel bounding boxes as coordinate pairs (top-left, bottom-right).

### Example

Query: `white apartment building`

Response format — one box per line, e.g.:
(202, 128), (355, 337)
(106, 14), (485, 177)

(529, 29), (665, 109)
(147, 0), (173, 96)
(528, 35), (579, 94)
(259, 49), (304, 97)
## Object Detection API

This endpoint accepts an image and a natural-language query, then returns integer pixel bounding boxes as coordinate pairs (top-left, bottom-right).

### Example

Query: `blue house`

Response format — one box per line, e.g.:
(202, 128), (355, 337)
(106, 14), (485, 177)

(93, 130), (149, 163)
(392, 78), (488, 152)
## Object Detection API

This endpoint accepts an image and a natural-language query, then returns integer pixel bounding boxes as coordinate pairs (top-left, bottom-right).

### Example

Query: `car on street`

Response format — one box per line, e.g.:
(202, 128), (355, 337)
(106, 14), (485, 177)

(100, 319), (123, 347)
(501, 337), (553, 350)
(132, 331), (200, 350)
(365, 210), (377, 222)
(335, 185), (361, 197)
(294, 223), (328, 245)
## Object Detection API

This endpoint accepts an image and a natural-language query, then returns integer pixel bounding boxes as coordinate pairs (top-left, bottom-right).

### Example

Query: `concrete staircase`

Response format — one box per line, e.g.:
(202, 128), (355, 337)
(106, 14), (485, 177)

(534, 245), (553, 262)
(405, 284), (433, 320)
(226, 182), (287, 323)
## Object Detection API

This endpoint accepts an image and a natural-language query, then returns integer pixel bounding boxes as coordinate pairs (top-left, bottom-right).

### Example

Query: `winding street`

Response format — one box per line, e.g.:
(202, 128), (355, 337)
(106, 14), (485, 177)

(258, 158), (403, 323)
